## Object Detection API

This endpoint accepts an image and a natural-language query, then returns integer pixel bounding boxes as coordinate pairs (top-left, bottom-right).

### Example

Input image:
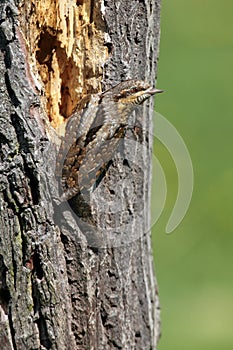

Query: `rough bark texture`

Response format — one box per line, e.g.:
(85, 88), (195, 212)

(0, 0), (161, 349)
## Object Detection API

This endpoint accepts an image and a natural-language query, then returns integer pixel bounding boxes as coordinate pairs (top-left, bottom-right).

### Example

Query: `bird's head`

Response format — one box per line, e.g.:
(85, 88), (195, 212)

(102, 80), (163, 105)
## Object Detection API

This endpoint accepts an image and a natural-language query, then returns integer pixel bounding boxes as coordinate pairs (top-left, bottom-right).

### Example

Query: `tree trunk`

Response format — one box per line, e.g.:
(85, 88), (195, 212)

(0, 0), (161, 349)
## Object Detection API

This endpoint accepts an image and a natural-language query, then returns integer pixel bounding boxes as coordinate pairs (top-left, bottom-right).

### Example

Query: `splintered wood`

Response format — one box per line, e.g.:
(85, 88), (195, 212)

(19, 0), (108, 128)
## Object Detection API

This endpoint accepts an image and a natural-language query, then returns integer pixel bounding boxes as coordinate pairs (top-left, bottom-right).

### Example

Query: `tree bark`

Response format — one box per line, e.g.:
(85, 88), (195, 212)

(0, 0), (161, 349)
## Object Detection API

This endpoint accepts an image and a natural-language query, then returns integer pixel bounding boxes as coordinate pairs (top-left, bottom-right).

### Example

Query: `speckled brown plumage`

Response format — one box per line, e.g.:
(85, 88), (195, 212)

(56, 80), (163, 202)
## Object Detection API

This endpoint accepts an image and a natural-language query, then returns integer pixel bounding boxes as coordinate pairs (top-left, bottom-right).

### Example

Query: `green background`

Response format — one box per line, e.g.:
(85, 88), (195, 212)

(152, 1), (233, 349)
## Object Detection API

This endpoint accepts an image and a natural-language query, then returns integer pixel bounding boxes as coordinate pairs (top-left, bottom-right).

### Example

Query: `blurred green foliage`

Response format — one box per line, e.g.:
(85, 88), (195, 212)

(152, 1), (233, 349)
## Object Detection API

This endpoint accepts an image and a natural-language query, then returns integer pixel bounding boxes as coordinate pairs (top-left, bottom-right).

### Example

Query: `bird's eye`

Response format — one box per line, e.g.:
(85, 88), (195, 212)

(130, 87), (138, 94)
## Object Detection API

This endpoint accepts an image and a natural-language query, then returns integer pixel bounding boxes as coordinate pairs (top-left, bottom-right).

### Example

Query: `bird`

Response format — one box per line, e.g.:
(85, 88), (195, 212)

(56, 80), (163, 205)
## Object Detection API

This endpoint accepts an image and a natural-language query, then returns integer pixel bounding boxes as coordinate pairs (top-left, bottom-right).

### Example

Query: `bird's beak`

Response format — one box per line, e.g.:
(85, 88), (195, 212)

(148, 88), (164, 95)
